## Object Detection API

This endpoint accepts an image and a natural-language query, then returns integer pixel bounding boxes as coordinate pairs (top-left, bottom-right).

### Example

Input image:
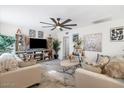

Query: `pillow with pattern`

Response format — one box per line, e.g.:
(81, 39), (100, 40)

(95, 54), (110, 69)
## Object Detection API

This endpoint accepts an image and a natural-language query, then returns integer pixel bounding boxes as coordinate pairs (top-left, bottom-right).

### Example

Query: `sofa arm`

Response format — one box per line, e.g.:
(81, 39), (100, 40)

(0, 64), (41, 88)
(74, 68), (124, 88)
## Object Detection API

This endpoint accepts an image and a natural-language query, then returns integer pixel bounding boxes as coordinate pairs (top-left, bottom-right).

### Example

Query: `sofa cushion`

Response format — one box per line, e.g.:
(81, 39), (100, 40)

(95, 54), (110, 68)
(103, 56), (124, 79)
(15, 53), (36, 67)
(81, 62), (102, 73)
(110, 56), (124, 63)
(83, 57), (96, 65)
(18, 60), (36, 67)
(0, 53), (19, 72)
(14, 54), (24, 63)
(103, 62), (124, 78)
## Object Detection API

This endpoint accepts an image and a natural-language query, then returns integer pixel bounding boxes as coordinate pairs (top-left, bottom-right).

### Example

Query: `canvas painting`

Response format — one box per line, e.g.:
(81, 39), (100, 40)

(29, 29), (36, 38)
(110, 26), (124, 41)
(84, 33), (102, 52)
(38, 31), (43, 38)
(73, 34), (79, 42)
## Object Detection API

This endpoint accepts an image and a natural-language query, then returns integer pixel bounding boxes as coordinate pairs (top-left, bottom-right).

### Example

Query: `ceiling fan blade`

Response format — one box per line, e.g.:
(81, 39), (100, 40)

(63, 24), (77, 26)
(42, 26), (54, 28)
(51, 27), (56, 30)
(60, 19), (72, 25)
(59, 28), (63, 31)
(62, 26), (72, 30)
(50, 18), (57, 25)
(40, 22), (54, 25)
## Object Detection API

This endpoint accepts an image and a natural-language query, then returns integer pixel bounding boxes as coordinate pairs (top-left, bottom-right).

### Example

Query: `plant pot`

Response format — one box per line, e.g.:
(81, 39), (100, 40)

(54, 54), (59, 59)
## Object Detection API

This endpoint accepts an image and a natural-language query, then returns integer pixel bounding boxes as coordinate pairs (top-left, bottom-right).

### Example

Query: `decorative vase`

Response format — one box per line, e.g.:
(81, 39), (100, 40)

(54, 54), (59, 59)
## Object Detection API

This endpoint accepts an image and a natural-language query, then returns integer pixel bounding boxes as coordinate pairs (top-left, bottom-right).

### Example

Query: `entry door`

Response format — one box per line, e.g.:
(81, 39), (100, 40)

(63, 36), (69, 59)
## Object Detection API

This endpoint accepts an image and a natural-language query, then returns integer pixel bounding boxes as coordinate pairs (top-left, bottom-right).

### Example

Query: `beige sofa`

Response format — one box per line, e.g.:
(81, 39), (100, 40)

(75, 68), (124, 88)
(0, 64), (41, 88)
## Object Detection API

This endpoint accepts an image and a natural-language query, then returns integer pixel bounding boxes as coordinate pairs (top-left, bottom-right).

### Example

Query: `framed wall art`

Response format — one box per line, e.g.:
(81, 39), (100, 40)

(38, 31), (43, 38)
(84, 33), (102, 52)
(73, 34), (79, 42)
(29, 29), (36, 38)
(110, 26), (124, 41)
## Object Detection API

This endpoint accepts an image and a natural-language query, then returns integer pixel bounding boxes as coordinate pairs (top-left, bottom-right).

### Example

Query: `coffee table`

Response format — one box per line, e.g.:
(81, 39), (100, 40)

(60, 60), (80, 75)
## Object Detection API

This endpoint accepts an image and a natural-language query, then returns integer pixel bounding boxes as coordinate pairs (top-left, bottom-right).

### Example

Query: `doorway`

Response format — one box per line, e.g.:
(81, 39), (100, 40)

(63, 36), (69, 59)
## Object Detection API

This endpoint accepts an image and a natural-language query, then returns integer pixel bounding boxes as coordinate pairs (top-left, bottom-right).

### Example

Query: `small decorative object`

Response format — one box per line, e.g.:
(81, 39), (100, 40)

(38, 31), (43, 38)
(110, 26), (124, 41)
(16, 28), (21, 34)
(29, 29), (36, 38)
(16, 34), (25, 51)
(84, 33), (102, 52)
(73, 34), (79, 42)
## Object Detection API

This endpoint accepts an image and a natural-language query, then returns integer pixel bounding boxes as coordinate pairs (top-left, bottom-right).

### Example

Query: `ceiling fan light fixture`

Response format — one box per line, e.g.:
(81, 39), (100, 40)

(40, 18), (77, 31)
(56, 26), (61, 29)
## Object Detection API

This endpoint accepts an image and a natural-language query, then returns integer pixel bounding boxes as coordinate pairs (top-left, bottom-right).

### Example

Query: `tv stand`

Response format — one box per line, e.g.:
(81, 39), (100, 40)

(16, 49), (53, 61)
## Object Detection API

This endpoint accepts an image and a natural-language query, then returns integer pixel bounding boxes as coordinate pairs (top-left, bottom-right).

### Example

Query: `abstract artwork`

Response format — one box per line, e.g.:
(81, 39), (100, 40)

(0, 34), (15, 52)
(29, 29), (36, 38)
(73, 34), (79, 42)
(84, 33), (102, 52)
(110, 26), (124, 41)
(38, 31), (43, 38)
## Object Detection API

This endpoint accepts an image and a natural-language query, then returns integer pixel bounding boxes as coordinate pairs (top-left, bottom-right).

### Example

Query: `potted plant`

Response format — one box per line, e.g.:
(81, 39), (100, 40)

(53, 39), (61, 59)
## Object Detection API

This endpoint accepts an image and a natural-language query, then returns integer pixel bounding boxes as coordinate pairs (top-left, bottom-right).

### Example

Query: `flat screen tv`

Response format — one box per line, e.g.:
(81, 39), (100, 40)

(30, 38), (47, 49)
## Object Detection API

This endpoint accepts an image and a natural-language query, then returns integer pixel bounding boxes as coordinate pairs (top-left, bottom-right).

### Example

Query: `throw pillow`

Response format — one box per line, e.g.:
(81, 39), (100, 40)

(0, 60), (6, 73)
(14, 54), (24, 63)
(103, 61), (124, 78)
(83, 57), (96, 65)
(81, 62), (102, 73)
(95, 54), (110, 69)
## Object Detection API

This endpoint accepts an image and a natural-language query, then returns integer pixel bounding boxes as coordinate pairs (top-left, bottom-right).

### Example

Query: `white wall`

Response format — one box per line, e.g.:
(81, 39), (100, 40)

(57, 19), (124, 61)
(0, 22), (49, 38)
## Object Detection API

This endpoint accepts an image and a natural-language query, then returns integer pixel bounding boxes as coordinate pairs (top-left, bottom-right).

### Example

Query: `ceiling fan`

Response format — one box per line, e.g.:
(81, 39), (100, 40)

(40, 18), (77, 31)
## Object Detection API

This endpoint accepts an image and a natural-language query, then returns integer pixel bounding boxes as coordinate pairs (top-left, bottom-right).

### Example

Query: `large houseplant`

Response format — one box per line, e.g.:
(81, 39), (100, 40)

(53, 39), (61, 59)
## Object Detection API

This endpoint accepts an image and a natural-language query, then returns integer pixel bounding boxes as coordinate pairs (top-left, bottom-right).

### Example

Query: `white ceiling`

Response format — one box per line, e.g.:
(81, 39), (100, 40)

(0, 5), (124, 31)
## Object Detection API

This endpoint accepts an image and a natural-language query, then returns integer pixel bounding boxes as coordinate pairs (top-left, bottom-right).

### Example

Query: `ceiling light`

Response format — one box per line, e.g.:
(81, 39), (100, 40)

(56, 26), (61, 29)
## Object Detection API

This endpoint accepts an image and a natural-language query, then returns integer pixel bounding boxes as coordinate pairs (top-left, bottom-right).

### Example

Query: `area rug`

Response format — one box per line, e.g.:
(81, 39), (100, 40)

(32, 60), (75, 88)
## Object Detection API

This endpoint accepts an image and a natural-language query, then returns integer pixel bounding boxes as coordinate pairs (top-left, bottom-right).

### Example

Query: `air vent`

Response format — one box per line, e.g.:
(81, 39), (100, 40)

(92, 17), (112, 24)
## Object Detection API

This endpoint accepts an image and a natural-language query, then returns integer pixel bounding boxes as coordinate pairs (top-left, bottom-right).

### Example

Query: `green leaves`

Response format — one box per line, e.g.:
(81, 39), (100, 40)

(53, 39), (61, 54)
